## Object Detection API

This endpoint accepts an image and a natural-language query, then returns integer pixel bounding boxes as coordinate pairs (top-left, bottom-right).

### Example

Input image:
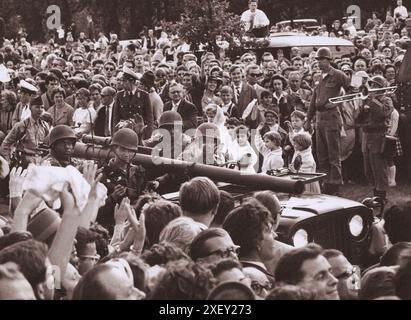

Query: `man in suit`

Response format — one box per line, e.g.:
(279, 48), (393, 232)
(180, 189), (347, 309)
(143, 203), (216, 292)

(246, 64), (266, 101)
(94, 86), (116, 137)
(163, 82), (198, 131)
(112, 67), (154, 139)
(230, 65), (257, 117)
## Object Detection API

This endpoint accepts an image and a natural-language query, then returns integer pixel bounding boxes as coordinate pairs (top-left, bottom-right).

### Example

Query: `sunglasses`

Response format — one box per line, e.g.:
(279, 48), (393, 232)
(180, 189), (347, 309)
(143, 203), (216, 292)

(243, 58), (253, 62)
(105, 67), (115, 71)
(73, 60), (83, 64)
(204, 245), (240, 259)
(249, 73), (262, 78)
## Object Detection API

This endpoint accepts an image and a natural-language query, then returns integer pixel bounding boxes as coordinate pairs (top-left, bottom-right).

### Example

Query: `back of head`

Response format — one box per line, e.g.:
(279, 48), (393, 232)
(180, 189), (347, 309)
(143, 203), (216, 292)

(158, 217), (207, 253)
(211, 190), (235, 227)
(384, 204), (411, 244)
(0, 239), (48, 294)
(207, 281), (255, 300)
(144, 199), (182, 247)
(253, 191), (281, 226)
(380, 242), (411, 266)
(72, 264), (115, 300)
(179, 177), (220, 218)
(275, 245), (323, 285)
(394, 255), (411, 300)
(359, 266), (397, 300)
(150, 259), (215, 300)
(141, 242), (189, 267)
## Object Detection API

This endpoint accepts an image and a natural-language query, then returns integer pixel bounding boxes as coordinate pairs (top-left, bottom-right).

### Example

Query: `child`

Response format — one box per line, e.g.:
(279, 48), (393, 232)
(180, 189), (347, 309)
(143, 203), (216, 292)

(283, 110), (308, 166)
(228, 125), (258, 174)
(242, 90), (278, 129)
(72, 88), (97, 137)
(255, 126), (284, 174)
(290, 133), (321, 194)
(220, 86), (239, 118)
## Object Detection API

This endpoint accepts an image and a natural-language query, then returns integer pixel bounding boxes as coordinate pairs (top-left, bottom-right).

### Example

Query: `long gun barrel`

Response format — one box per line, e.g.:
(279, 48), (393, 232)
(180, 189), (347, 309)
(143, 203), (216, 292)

(73, 143), (305, 194)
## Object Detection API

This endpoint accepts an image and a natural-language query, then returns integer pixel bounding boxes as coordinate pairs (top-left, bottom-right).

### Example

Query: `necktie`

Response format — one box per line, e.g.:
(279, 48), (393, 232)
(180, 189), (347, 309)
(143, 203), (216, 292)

(104, 106), (111, 136)
(235, 86), (241, 100)
(250, 13), (255, 30)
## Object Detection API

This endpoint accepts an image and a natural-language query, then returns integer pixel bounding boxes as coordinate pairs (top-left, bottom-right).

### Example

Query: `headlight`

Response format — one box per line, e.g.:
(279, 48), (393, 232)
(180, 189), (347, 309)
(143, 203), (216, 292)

(349, 215), (363, 237)
(292, 229), (308, 248)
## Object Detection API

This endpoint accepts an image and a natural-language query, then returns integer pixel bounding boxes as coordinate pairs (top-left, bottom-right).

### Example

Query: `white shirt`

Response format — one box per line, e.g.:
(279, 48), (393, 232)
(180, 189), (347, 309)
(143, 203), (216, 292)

(394, 5), (408, 19)
(73, 107), (97, 134)
(172, 100), (182, 112)
(21, 104), (31, 122)
(105, 102), (114, 136)
(240, 9), (270, 31)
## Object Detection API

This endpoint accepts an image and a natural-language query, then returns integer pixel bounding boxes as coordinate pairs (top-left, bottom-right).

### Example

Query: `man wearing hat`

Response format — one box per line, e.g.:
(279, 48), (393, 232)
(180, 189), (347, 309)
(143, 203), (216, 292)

(94, 86), (117, 137)
(12, 80), (38, 126)
(0, 95), (49, 168)
(41, 125), (77, 167)
(112, 66), (154, 139)
(163, 82), (198, 130)
(305, 47), (350, 195)
(140, 70), (163, 127)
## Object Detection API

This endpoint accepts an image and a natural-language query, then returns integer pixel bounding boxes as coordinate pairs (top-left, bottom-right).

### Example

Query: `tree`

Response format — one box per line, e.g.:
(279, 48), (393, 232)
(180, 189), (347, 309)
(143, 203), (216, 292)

(168, 0), (244, 52)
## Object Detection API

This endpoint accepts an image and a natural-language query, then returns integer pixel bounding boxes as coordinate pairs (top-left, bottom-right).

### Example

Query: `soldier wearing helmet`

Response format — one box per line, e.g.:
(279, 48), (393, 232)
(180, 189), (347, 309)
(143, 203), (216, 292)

(147, 111), (192, 159)
(305, 47), (350, 195)
(356, 75), (394, 202)
(41, 125), (77, 167)
(96, 128), (146, 233)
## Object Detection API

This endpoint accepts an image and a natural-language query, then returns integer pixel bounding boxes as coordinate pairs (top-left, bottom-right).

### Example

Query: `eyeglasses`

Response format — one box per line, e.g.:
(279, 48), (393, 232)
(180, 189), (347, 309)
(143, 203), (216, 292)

(249, 73), (262, 78)
(250, 281), (273, 295)
(170, 91), (181, 94)
(243, 58), (253, 62)
(105, 67), (115, 71)
(73, 60), (83, 64)
(204, 245), (240, 259)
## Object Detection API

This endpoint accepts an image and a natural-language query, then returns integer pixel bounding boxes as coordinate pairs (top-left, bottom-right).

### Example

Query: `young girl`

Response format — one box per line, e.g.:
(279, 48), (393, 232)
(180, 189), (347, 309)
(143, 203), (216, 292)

(228, 125), (258, 174)
(290, 133), (321, 194)
(255, 126), (284, 174)
(283, 110), (308, 166)
(72, 88), (97, 137)
(242, 90), (279, 129)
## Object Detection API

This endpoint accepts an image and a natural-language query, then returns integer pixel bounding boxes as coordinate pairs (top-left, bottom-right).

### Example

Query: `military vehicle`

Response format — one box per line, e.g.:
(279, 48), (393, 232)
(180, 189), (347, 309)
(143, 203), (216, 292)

(73, 141), (375, 268)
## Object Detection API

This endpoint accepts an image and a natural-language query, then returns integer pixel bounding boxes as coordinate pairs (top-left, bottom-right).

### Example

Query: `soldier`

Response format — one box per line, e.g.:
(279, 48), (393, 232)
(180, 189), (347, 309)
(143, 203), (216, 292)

(96, 128), (146, 233)
(41, 125), (77, 167)
(357, 76), (394, 202)
(305, 47), (350, 195)
(0, 96), (49, 168)
(112, 66), (154, 139)
(12, 80), (38, 126)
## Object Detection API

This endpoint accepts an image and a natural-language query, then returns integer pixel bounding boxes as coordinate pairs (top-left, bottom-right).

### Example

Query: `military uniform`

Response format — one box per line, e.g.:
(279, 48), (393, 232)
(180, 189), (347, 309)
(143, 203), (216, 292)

(307, 66), (350, 188)
(112, 89), (154, 139)
(97, 159), (146, 233)
(0, 117), (49, 167)
(359, 95), (394, 193)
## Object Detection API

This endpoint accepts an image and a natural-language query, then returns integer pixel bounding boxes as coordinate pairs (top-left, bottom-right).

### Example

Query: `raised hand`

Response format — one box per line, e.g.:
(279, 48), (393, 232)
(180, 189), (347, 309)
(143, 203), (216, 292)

(9, 167), (28, 198)
(114, 197), (130, 225)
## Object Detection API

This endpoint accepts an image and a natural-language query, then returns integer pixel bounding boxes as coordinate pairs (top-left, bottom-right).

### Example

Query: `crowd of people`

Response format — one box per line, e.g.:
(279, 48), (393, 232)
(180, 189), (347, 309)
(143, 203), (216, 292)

(0, 0), (411, 300)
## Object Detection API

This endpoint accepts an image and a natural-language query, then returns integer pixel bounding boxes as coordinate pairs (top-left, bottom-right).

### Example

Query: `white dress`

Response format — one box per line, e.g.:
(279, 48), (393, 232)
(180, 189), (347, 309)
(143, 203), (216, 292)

(291, 147), (321, 194)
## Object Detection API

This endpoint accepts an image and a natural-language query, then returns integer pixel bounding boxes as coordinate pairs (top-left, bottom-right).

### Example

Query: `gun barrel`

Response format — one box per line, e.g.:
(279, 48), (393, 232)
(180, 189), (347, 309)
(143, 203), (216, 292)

(73, 143), (304, 194)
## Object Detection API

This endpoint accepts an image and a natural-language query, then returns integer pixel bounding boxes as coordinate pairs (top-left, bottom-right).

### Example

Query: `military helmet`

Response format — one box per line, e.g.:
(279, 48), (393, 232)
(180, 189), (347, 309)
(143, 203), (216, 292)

(369, 75), (387, 88)
(49, 125), (77, 147)
(315, 47), (333, 60)
(195, 123), (221, 142)
(158, 111), (183, 128)
(110, 128), (139, 151)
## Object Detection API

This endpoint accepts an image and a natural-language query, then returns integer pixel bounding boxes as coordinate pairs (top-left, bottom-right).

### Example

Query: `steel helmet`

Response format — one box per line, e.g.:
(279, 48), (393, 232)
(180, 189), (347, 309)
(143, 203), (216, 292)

(369, 75), (387, 88)
(158, 111), (183, 128)
(315, 47), (333, 60)
(49, 125), (77, 147)
(195, 123), (221, 142)
(110, 128), (139, 151)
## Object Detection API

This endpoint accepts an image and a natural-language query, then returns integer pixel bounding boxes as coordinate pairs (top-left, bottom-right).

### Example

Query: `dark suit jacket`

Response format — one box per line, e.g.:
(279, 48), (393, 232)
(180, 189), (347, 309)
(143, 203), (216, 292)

(94, 104), (115, 137)
(233, 82), (257, 116)
(164, 99), (198, 131)
(112, 89), (154, 139)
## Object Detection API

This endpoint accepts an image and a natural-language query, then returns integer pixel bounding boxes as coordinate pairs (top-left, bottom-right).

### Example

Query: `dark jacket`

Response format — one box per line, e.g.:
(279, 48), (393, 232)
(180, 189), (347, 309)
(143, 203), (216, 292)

(163, 99), (198, 131)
